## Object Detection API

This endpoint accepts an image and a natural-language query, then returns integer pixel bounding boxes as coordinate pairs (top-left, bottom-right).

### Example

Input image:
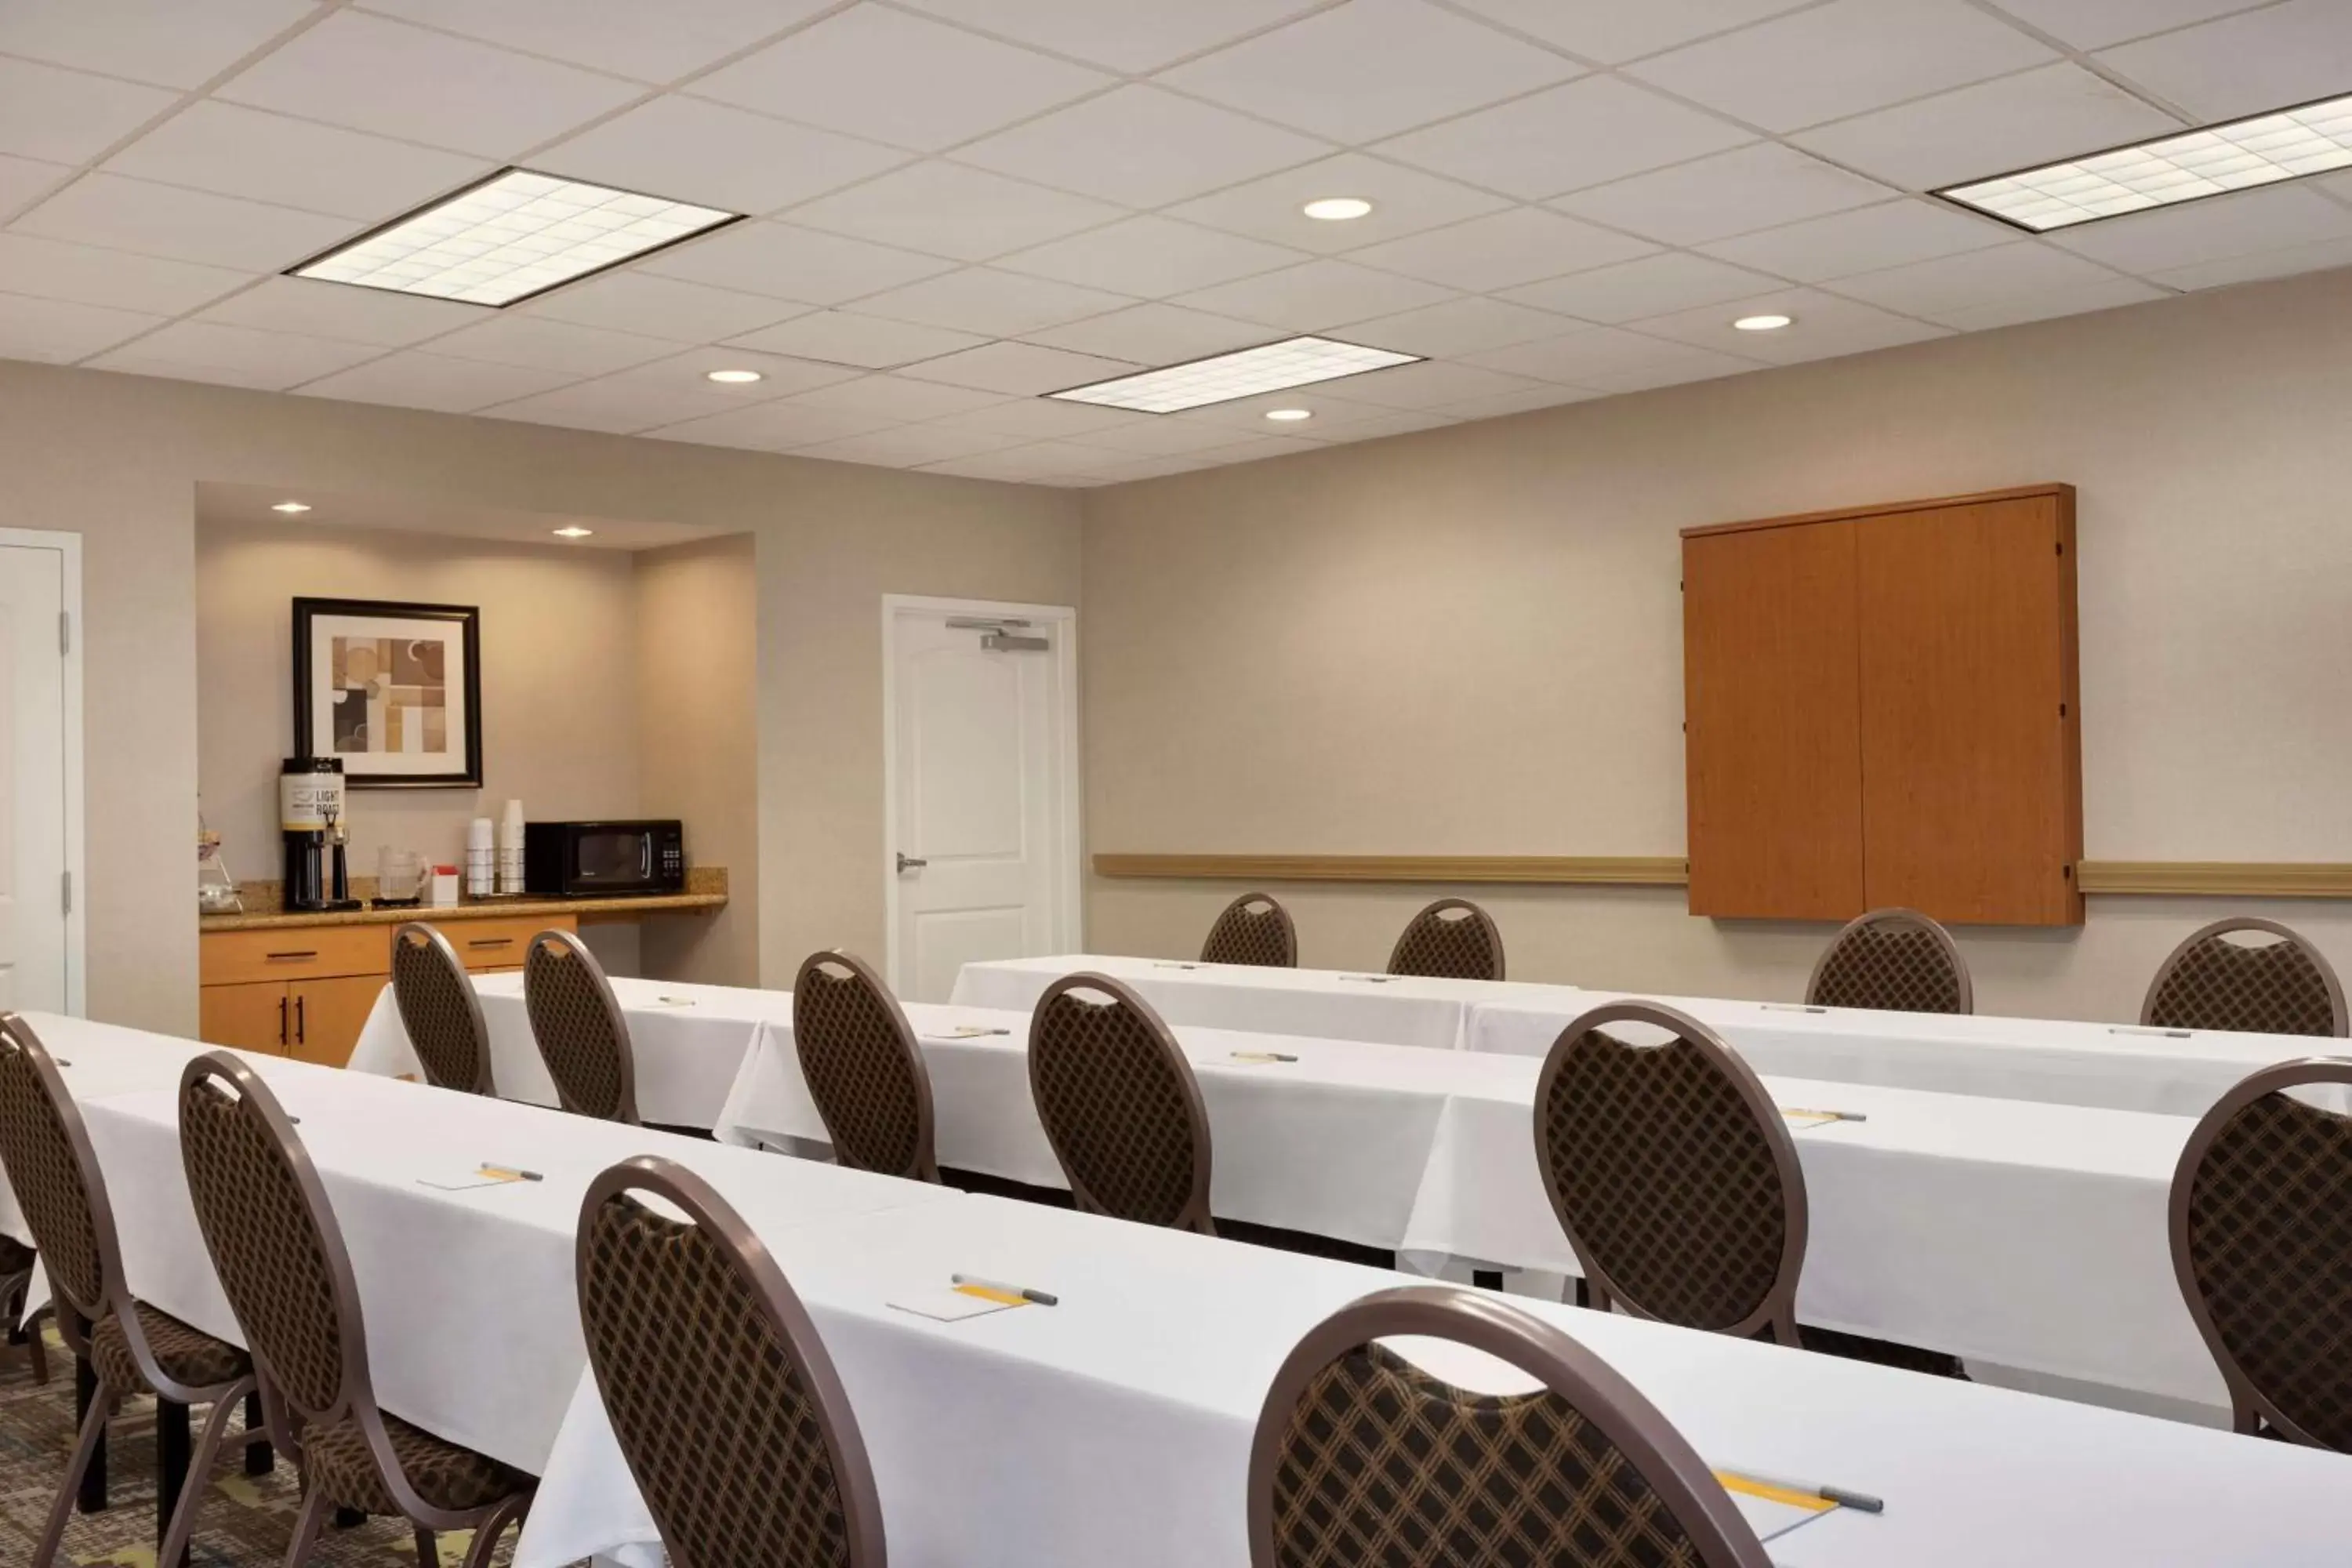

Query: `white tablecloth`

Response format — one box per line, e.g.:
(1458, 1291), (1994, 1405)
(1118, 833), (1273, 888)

(348, 972), (792, 1127)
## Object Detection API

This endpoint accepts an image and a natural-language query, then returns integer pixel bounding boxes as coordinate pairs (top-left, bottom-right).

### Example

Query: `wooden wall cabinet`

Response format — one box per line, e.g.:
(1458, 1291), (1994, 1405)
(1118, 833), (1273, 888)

(1682, 485), (2082, 927)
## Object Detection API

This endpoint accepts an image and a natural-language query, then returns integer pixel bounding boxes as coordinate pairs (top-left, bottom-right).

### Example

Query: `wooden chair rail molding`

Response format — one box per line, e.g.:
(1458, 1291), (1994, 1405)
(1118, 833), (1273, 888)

(2074, 862), (2352, 898)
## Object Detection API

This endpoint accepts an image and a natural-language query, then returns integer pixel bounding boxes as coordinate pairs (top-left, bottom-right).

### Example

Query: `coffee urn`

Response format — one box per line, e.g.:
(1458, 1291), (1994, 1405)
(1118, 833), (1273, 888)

(281, 757), (361, 912)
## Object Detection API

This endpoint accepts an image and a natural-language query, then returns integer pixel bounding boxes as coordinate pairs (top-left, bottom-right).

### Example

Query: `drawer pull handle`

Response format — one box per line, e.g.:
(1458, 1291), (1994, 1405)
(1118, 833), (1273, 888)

(265, 949), (319, 961)
(467, 937), (514, 949)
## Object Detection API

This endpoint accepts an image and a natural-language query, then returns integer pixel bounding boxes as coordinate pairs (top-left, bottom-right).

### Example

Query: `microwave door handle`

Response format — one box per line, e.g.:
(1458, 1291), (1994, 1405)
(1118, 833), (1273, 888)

(642, 837), (653, 880)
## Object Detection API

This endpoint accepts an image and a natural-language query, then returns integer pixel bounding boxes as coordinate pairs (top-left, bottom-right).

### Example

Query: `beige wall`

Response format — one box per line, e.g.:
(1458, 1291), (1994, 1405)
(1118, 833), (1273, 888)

(1080, 266), (2352, 1023)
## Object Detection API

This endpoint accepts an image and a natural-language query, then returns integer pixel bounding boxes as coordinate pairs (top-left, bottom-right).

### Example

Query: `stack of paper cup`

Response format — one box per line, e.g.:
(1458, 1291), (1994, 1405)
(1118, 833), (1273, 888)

(499, 799), (525, 895)
(466, 817), (495, 898)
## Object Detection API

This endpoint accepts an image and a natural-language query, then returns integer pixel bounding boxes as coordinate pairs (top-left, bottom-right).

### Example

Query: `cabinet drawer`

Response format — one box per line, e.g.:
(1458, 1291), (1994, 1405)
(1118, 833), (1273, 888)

(434, 914), (574, 971)
(202, 925), (388, 986)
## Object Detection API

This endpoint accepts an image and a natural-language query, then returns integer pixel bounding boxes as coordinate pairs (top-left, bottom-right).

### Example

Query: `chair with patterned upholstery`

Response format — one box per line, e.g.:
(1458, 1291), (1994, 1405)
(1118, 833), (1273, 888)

(0, 1016), (265, 1568)
(0, 1229), (42, 1383)
(576, 1154), (887, 1568)
(390, 924), (496, 1096)
(1248, 1284), (1769, 1568)
(177, 1052), (534, 1567)
(1806, 907), (1972, 1014)
(1386, 897), (1505, 982)
(523, 928), (639, 1123)
(1029, 972), (1215, 1235)
(2170, 1055), (2352, 1449)
(1200, 893), (1298, 968)
(2143, 918), (2347, 1037)
(793, 949), (938, 1182)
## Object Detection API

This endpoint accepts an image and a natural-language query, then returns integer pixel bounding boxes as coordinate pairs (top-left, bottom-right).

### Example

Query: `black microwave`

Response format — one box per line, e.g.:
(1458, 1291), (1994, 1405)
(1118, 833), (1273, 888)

(524, 820), (684, 897)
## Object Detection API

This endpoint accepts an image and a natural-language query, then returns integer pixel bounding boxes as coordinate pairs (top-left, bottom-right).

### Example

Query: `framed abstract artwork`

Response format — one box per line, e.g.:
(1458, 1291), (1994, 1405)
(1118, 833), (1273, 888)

(292, 597), (483, 788)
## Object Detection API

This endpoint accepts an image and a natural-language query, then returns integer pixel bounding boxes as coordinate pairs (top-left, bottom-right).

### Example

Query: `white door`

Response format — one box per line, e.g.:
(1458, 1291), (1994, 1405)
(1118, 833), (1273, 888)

(0, 544), (71, 1011)
(886, 598), (1078, 1002)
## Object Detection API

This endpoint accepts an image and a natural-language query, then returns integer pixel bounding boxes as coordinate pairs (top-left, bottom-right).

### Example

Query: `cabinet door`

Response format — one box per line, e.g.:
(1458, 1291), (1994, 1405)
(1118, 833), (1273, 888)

(1856, 494), (2082, 924)
(289, 975), (387, 1069)
(437, 914), (575, 971)
(1683, 520), (1867, 919)
(200, 982), (287, 1053)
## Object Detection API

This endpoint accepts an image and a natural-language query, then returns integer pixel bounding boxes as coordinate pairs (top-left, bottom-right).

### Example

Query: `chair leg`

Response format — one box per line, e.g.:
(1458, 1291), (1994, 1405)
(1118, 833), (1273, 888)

(458, 1493), (528, 1568)
(158, 1379), (252, 1568)
(157, 1399), (193, 1563)
(24, 1305), (50, 1384)
(334, 1504), (367, 1528)
(73, 1353), (107, 1512)
(413, 1526), (439, 1566)
(34, 1377), (112, 1568)
(283, 1486), (332, 1568)
(244, 1388), (274, 1474)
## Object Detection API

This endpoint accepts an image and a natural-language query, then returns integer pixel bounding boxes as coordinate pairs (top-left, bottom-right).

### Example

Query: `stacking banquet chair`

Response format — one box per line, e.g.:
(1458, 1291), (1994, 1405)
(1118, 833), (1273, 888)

(524, 927), (640, 1123)
(2142, 917), (2348, 1036)
(0, 1014), (266, 1568)
(1029, 972), (1217, 1236)
(793, 948), (938, 1182)
(1534, 1000), (1963, 1377)
(576, 1154), (887, 1568)
(177, 1052), (535, 1566)
(1200, 891), (1298, 968)
(1, 1226), (44, 1383)
(1387, 897), (1505, 982)
(2169, 1055), (2352, 1449)
(390, 922), (497, 1096)
(1805, 907), (1973, 1014)
(1249, 1284), (1769, 1568)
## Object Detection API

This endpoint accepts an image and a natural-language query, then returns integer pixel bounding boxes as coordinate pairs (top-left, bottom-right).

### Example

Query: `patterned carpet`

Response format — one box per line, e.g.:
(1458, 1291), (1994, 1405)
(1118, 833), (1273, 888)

(0, 1323), (525, 1567)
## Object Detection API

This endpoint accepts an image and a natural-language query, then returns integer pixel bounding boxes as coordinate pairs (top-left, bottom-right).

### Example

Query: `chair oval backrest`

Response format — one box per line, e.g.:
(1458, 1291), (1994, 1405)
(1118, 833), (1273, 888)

(1249, 1285), (1770, 1568)
(1534, 1002), (1806, 1341)
(177, 1052), (365, 1423)
(1027, 973), (1214, 1233)
(0, 1014), (116, 1319)
(2170, 1056), (2352, 1450)
(792, 950), (936, 1182)
(1386, 898), (1504, 982)
(524, 929), (638, 1123)
(579, 1156), (885, 1568)
(1200, 893), (1298, 968)
(390, 923), (496, 1096)
(1805, 907), (1972, 1014)
(2143, 918), (2348, 1037)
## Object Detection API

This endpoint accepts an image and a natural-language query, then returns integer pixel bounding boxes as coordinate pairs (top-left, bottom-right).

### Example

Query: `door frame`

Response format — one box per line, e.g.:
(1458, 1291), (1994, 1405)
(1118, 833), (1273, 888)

(0, 528), (85, 1016)
(880, 593), (1080, 994)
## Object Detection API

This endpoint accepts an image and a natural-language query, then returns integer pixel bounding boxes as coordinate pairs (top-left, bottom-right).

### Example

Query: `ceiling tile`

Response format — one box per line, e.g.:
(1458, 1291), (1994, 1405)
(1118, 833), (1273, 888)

(215, 10), (643, 158)
(1826, 241), (2132, 320)
(1698, 199), (2009, 281)
(1067, 416), (1265, 455)
(2094, 0), (2352, 121)
(1917, 275), (2167, 331)
(1630, 286), (1951, 364)
(648, 399), (901, 450)
(0, 232), (252, 314)
(784, 162), (1121, 263)
(998, 216), (1304, 297)
(85, 319), (382, 390)
(925, 397), (1156, 439)
(427, 314), (682, 376)
(639, 221), (956, 303)
(1464, 325), (1756, 385)
(1983, 0), (2269, 51)
(101, 102), (489, 222)
(1377, 77), (1753, 201)
(2048, 183), (2352, 272)
(1501, 252), (1786, 324)
(1345, 208), (1656, 291)
(615, 344), (866, 394)
(897, 339), (1138, 394)
(0, 56), (178, 165)
(1167, 153), (1512, 255)
(293, 350), (579, 412)
(851, 266), (1133, 336)
(524, 271), (804, 341)
(1172, 388), (1392, 432)
(0, 155), (72, 223)
(954, 85), (1330, 207)
(0, 292), (165, 362)
(793, 424), (1036, 467)
(1174, 258), (1457, 331)
(785, 373), (1012, 420)
(1163, 0), (1577, 143)
(0, 0), (318, 90)
(1440, 0), (1814, 64)
(1174, 434), (1324, 467)
(691, 7), (1110, 153)
(1626, 0), (2056, 132)
(724, 310), (985, 368)
(1345, 295), (1573, 355)
(480, 377), (753, 434)
(1791, 64), (2184, 192)
(188, 275), (492, 346)
(1330, 359), (1553, 408)
(534, 96), (909, 217)
(2147, 234), (2352, 292)
(891, 0), (1323, 73)
(1552, 143), (1893, 245)
(1024, 303), (1272, 363)
(1305, 406), (1467, 441)
(1431, 387), (1599, 421)
(360, 0), (836, 83)
(10, 172), (351, 271)
(922, 441), (1120, 479)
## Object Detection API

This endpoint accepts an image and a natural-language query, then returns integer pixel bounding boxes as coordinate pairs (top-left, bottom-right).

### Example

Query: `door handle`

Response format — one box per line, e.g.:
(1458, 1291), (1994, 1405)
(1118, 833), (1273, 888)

(466, 936), (514, 949)
(895, 852), (927, 873)
(294, 994), (306, 1046)
(278, 995), (289, 1049)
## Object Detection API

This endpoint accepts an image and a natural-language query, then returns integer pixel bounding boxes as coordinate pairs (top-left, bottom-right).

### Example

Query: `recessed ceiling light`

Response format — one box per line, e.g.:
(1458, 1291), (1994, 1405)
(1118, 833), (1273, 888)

(292, 168), (740, 307)
(1048, 336), (1421, 415)
(1939, 91), (2352, 232)
(551, 526), (594, 539)
(270, 501), (311, 514)
(1265, 408), (1314, 422)
(705, 368), (763, 384)
(1733, 314), (1793, 332)
(1302, 198), (1374, 222)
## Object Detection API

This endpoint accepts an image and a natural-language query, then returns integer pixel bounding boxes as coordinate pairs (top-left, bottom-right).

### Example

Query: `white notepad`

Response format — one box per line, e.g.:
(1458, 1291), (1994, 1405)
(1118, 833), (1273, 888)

(887, 1286), (1025, 1323)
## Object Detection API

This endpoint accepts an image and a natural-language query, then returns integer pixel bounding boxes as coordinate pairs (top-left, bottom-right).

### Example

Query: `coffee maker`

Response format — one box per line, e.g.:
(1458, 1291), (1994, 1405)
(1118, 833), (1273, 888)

(281, 757), (361, 912)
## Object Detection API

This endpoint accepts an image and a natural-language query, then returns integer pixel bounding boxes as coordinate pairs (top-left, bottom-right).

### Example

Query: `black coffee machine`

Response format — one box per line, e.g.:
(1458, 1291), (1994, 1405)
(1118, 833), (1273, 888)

(281, 757), (361, 912)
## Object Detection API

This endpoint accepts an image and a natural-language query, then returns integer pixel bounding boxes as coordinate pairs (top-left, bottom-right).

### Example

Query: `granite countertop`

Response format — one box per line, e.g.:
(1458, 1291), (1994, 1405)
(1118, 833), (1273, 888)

(199, 867), (728, 933)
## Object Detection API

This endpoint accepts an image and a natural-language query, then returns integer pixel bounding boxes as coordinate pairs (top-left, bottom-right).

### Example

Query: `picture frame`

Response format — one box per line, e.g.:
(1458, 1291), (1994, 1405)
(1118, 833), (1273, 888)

(292, 597), (483, 789)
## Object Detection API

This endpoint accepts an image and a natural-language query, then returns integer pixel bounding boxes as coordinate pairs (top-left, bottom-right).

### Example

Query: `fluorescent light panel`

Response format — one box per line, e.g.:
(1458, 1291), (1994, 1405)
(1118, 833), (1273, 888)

(1940, 93), (2352, 232)
(292, 169), (739, 307)
(1049, 336), (1420, 413)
